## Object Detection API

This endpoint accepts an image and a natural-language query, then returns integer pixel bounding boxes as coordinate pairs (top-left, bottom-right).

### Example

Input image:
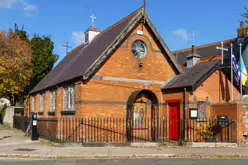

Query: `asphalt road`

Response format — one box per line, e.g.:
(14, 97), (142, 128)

(0, 159), (248, 165)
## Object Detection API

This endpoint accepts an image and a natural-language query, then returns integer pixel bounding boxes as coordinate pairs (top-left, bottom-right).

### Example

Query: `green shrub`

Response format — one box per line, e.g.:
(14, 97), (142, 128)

(0, 104), (7, 123)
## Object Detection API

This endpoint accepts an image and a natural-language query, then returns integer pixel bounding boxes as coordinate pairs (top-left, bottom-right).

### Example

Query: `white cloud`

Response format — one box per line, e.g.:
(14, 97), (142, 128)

(0, 0), (38, 16)
(0, 0), (20, 8)
(72, 32), (85, 45)
(172, 29), (189, 42)
(24, 4), (37, 11)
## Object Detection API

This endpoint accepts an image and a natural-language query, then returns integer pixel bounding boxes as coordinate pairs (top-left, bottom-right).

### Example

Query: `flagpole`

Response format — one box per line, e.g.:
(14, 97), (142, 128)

(231, 43), (234, 101)
(240, 43), (242, 100)
(221, 41), (224, 65)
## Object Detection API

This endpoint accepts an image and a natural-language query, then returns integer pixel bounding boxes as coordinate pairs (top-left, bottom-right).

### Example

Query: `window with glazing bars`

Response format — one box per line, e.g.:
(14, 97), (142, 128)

(50, 90), (56, 112)
(64, 85), (75, 111)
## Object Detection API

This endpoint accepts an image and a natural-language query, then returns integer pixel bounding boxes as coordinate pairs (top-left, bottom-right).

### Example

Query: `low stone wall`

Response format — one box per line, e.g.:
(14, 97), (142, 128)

(3, 106), (24, 128)
(241, 96), (248, 138)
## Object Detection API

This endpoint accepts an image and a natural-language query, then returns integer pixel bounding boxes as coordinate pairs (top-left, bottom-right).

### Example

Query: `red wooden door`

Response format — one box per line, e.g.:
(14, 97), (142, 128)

(169, 103), (180, 141)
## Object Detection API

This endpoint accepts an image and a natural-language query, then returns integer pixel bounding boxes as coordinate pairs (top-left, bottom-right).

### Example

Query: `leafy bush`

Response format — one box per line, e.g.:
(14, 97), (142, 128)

(0, 104), (7, 124)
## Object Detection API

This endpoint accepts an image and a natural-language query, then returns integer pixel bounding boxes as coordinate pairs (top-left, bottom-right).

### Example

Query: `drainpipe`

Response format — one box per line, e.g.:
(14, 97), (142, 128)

(184, 88), (188, 141)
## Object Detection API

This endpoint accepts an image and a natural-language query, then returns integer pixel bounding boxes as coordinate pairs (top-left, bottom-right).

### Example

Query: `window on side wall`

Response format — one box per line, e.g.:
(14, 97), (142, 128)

(64, 85), (75, 111)
(31, 96), (36, 113)
(50, 90), (56, 112)
(197, 102), (207, 122)
(40, 93), (45, 113)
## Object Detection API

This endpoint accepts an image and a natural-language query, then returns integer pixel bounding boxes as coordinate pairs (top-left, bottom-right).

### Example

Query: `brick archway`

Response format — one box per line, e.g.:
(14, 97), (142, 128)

(126, 90), (159, 142)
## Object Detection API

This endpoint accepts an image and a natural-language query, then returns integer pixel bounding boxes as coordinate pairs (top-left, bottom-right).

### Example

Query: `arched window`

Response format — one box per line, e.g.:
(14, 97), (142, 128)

(64, 85), (75, 111)
(40, 93), (44, 113)
(197, 102), (207, 122)
(31, 96), (36, 113)
(50, 90), (56, 112)
(133, 100), (147, 128)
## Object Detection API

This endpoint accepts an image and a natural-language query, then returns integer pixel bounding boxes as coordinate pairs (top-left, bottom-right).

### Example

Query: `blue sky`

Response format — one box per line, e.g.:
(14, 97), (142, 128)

(0, 0), (247, 64)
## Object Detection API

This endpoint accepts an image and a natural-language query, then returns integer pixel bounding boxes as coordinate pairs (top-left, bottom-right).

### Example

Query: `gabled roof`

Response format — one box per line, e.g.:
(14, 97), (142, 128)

(173, 39), (235, 65)
(163, 59), (221, 91)
(30, 7), (182, 94)
(85, 25), (101, 33)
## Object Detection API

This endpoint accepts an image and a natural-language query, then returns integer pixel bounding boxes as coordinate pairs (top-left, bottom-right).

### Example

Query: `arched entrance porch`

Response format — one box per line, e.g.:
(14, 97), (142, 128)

(126, 89), (159, 142)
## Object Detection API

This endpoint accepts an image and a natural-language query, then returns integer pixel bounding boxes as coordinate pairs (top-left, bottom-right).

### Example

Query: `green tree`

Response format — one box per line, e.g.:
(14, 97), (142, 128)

(30, 35), (58, 89)
(13, 25), (58, 92)
(14, 24), (30, 44)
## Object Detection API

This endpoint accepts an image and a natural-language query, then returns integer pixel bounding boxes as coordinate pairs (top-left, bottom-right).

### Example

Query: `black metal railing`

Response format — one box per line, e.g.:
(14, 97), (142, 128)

(13, 116), (31, 133)
(13, 117), (237, 145)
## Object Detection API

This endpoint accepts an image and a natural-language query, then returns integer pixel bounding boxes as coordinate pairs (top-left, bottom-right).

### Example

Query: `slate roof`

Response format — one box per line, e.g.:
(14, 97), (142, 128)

(30, 9), (140, 94)
(163, 60), (221, 90)
(85, 25), (101, 33)
(173, 39), (235, 65)
(30, 7), (182, 94)
(165, 37), (247, 93)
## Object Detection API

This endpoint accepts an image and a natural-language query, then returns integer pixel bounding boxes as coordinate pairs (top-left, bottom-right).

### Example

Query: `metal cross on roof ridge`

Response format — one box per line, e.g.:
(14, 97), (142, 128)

(62, 40), (72, 55)
(90, 14), (96, 26)
(189, 29), (197, 46)
(216, 41), (228, 65)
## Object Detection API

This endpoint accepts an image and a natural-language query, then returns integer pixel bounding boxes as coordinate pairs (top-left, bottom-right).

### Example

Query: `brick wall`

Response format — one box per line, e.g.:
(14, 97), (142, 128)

(210, 103), (246, 143)
(191, 70), (240, 103)
(27, 23), (176, 120)
(95, 24), (176, 81)
(79, 23), (176, 118)
(163, 69), (241, 120)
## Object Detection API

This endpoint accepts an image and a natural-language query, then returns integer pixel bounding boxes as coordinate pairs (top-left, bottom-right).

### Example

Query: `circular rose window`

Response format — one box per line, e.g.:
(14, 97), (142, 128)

(132, 40), (148, 59)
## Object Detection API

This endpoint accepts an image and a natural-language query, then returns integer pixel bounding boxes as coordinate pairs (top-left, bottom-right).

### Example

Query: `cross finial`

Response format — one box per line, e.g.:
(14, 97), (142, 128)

(189, 29), (197, 46)
(90, 14), (96, 26)
(62, 41), (72, 55)
(216, 41), (228, 65)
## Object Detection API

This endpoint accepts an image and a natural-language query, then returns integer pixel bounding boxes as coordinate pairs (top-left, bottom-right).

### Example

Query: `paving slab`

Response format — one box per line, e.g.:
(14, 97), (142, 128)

(1, 129), (248, 160)
(0, 130), (39, 146)
(1, 143), (248, 160)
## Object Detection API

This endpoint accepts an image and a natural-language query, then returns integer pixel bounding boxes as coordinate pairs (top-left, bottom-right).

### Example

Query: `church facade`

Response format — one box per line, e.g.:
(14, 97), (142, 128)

(25, 7), (246, 143)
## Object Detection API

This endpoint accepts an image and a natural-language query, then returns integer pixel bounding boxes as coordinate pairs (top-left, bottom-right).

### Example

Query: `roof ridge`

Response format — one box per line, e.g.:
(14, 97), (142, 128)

(96, 6), (144, 39)
(66, 7), (144, 56)
(82, 7), (144, 78)
(173, 38), (235, 54)
(196, 55), (221, 64)
(163, 60), (221, 90)
(66, 43), (86, 56)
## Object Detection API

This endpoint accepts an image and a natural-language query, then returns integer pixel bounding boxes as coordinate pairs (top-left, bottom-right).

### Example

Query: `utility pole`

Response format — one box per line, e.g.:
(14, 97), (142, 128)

(239, 43), (243, 100)
(142, 0), (146, 30)
(231, 43), (234, 101)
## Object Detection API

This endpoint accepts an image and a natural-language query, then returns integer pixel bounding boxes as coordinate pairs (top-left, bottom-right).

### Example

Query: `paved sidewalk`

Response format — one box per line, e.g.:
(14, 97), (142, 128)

(1, 129), (248, 160)
(0, 129), (39, 146)
(1, 143), (248, 159)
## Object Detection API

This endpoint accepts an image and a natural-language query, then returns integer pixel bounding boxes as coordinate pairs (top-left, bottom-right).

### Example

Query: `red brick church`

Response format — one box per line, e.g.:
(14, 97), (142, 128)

(24, 7), (247, 144)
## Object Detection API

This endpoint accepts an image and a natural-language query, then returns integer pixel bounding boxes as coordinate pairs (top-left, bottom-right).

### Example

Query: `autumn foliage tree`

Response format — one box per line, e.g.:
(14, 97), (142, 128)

(0, 30), (33, 102)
